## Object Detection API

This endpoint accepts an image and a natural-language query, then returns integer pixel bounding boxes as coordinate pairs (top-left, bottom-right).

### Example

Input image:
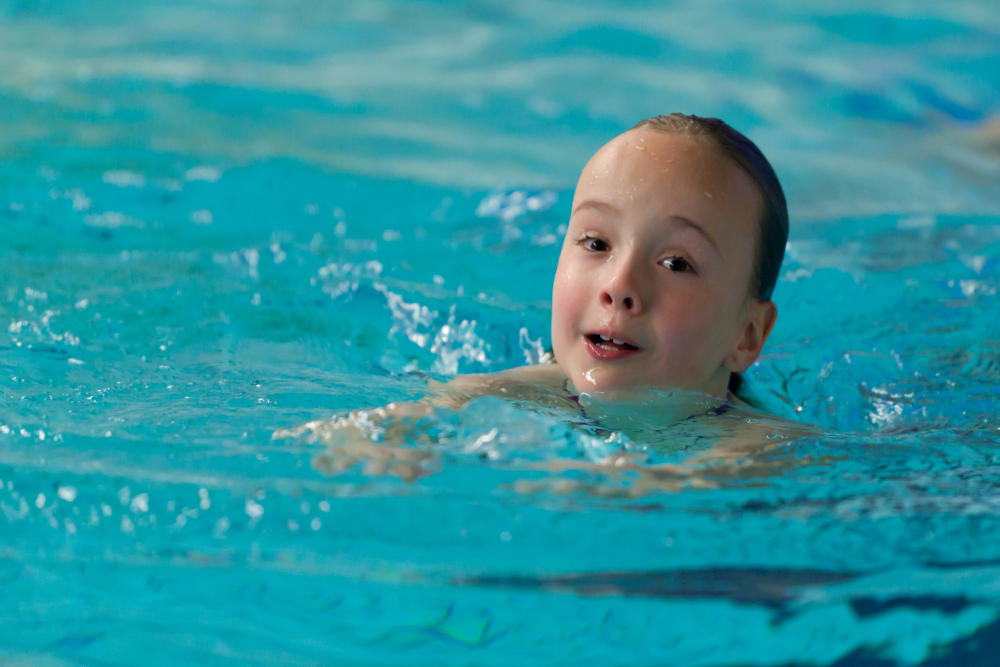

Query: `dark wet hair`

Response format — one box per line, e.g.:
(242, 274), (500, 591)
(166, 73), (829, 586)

(632, 114), (789, 395)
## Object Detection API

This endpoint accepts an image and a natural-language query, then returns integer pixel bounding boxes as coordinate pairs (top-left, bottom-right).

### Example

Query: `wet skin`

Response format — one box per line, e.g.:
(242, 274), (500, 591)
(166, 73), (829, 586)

(551, 128), (777, 399)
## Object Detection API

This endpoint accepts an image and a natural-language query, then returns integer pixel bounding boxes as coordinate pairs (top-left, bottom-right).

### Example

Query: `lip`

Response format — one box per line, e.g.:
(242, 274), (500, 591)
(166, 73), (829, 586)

(583, 330), (641, 361)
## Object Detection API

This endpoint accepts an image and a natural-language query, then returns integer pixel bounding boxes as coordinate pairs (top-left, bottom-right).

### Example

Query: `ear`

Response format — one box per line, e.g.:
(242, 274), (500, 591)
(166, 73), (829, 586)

(725, 300), (777, 373)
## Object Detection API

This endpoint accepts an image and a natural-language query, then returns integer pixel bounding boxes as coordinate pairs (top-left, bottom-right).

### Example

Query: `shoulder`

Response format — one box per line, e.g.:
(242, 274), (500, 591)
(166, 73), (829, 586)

(687, 406), (817, 464)
(495, 363), (566, 387)
(426, 364), (567, 409)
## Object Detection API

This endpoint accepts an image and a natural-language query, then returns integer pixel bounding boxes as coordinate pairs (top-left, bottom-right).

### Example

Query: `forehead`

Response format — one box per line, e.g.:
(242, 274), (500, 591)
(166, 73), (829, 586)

(573, 128), (763, 231)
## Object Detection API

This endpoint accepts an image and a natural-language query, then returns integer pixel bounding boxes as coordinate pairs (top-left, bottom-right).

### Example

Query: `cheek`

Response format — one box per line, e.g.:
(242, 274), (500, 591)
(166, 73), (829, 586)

(550, 260), (587, 340)
(651, 293), (732, 355)
(551, 272), (577, 330)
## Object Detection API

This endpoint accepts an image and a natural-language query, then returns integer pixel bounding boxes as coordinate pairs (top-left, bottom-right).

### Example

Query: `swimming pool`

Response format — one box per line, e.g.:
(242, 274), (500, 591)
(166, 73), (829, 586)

(2, 1), (1000, 663)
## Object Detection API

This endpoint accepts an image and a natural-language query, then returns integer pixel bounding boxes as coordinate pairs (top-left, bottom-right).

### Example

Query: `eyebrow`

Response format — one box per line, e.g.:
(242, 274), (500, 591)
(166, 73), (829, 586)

(570, 199), (722, 256)
(571, 199), (619, 217)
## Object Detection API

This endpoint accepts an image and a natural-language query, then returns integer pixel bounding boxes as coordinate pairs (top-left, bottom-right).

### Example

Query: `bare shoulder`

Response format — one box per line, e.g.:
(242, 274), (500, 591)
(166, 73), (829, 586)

(495, 363), (566, 387)
(688, 406), (818, 464)
(427, 364), (567, 409)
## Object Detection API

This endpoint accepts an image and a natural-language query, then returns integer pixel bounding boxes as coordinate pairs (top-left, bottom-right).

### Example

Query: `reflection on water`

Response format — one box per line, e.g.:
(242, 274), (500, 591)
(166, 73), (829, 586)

(2, 0), (1000, 663)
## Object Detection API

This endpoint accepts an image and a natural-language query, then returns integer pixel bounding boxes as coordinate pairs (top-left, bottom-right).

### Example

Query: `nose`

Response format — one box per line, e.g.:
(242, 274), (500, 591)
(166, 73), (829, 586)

(598, 259), (643, 315)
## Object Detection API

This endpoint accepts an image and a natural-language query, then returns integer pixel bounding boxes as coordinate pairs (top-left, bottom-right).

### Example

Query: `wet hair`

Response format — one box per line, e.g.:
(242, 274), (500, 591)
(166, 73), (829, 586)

(632, 114), (789, 395)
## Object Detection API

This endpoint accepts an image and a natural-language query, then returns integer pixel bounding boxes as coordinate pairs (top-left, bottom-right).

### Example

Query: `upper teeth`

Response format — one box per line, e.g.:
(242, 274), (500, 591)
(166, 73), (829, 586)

(599, 335), (627, 345)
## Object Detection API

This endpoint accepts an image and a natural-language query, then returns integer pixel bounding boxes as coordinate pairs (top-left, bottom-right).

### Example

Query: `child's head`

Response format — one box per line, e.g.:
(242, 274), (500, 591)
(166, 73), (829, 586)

(551, 113), (788, 399)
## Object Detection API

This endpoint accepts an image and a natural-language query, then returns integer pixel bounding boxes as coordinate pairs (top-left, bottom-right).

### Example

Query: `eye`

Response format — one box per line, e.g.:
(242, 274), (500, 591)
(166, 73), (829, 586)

(577, 235), (609, 252)
(660, 256), (693, 273)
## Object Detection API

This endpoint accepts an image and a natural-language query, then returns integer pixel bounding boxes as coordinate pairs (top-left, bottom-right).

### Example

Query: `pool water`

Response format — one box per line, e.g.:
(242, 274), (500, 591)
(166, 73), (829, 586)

(2, 1), (1000, 663)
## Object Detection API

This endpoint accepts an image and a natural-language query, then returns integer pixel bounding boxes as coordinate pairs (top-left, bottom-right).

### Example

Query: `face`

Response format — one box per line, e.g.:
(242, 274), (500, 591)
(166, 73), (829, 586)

(551, 128), (775, 399)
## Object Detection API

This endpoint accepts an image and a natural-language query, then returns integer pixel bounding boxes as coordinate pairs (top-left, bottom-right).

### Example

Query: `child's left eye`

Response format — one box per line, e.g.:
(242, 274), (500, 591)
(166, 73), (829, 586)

(661, 256), (693, 273)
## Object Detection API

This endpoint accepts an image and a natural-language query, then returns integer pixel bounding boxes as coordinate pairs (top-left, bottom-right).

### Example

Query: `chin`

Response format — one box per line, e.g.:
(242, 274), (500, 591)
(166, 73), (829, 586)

(569, 366), (719, 402)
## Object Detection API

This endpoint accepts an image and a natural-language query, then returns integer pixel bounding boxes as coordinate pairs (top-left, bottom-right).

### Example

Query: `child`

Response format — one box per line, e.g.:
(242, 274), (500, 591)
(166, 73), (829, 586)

(439, 112), (787, 407)
(279, 113), (793, 480)
(549, 112), (785, 399)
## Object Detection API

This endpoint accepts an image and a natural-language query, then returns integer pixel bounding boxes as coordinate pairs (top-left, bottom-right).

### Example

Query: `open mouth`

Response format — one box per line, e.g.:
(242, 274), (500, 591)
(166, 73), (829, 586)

(585, 333), (639, 352)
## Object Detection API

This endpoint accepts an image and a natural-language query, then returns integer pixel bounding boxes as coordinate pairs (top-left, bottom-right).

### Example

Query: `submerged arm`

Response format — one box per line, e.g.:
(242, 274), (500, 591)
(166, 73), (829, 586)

(274, 364), (568, 479)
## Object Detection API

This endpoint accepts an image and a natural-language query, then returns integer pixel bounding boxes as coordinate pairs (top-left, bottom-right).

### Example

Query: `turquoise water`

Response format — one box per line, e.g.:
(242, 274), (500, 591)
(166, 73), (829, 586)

(2, 1), (1000, 663)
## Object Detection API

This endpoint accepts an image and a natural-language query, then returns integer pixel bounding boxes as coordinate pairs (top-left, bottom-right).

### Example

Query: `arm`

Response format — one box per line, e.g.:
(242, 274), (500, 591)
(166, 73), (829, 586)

(274, 364), (568, 480)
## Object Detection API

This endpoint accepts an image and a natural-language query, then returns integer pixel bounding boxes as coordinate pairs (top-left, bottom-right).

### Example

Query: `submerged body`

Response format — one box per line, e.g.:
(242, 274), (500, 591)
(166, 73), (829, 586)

(285, 114), (796, 481)
(282, 362), (814, 491)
